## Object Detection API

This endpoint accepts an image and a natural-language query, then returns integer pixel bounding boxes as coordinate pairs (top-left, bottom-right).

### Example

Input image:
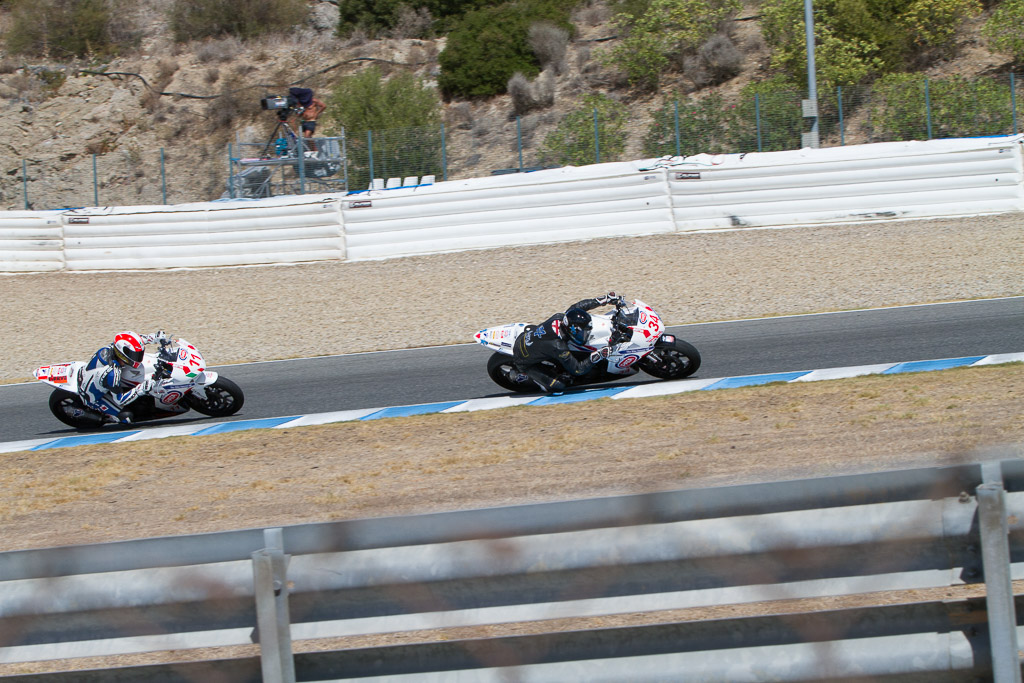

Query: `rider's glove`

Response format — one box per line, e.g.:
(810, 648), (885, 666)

(596, 291), (617, 305)
(140, 378), (156, 394)
(589, 347), (611, 363)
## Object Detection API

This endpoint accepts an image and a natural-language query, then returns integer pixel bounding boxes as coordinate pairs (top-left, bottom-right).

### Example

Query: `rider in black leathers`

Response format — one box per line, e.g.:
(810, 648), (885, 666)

(511, 292), (623, 393)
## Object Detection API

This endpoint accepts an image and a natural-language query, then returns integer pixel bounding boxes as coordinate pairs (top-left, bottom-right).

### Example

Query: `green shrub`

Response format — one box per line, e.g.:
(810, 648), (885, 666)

(4, 0), (137, 58)
(760, 0), (979, 86)
(983, 0), (1024, 60)
(540, 93), (628, 165)
(327, 65), (441, 132)
(867, 73), (1016, 142)
(605, 0), (741, 90)
(438, 0), (574, 99)
(326, 65), (443, 190)
(643, 91), (743, 156)
(168, 0), (307, 42)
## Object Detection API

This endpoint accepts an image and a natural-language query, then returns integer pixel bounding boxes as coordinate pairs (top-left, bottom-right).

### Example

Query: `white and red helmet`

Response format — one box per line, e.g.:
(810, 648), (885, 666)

(112, 331), (145, 368)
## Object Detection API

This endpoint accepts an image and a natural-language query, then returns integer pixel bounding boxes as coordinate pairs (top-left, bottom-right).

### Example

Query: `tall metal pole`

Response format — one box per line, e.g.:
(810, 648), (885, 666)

(803, 0), (820, 148)
(160, 148), (167, 204)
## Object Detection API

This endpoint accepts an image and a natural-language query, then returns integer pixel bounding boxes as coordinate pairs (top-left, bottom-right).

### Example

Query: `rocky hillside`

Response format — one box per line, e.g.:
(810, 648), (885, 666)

(0, 0), (1014, 210)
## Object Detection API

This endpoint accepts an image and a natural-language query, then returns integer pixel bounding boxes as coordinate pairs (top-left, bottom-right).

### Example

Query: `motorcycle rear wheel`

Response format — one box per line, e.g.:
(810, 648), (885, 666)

(48, 389), (106, 430)
(185, 377), (244, 417)
(639, 338), (701, 379)
(487, 353), (542, 393)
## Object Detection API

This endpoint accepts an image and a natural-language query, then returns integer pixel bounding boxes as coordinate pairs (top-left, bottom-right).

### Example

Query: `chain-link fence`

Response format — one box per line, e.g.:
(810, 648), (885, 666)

(12, 149), (171, 211)
(9, 73), (1022, 207)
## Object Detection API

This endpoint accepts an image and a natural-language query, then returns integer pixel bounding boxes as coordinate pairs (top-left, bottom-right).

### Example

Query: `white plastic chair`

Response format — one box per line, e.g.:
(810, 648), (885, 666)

(403, 176), (418, 187)
(386, 177), (401, 189)
(420, 174), (435, 185)
(370, 178), (385, 190)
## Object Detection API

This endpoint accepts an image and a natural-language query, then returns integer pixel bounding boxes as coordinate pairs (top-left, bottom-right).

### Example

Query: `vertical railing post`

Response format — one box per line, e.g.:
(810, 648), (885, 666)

(673, 100), (681, 157)
(367, 130), (375, 187)
(593, 109), (600, 164)
(976, 481), (1021, 683)
(297, 134), (306, 196)
(1011, 72), (1018, 136)
(252, 528), (296, 683)
(92, 154), (98, 206)
(160, 148), (167, 204)
(441, 123), (448, 181)
(228, 143), (235, 199)
(838, 86), (845, 145)
(517, 116), (524, 172)
(925, 78), (933, 140)
(755, 93), (763, 153)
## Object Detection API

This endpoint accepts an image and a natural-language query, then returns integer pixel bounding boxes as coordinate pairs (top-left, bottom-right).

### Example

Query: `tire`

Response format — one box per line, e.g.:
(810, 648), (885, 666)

(486, 353), (542, 394)
(639, 338), (702, 380)
(48, 389), (106, 430)
(185, 377), (244, 417)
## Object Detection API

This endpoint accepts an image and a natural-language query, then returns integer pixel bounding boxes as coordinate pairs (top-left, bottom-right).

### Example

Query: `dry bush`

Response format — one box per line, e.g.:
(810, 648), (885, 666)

(573, 0), (610, 26)
(205, 67), (221, 84)
(206, 83), (252, 131)
(143, 58), (180, 112)
(575, 43), (591, 71)
(0, 58), (19, 75)
(529, 21), (569, 75)
(507, 69), (556, 116)
(195, 36), (242, 63)
(446, 101), (474, 130)
(407, 44), (426, 65)
(390, 6), (433, 39)
(345, 27), (368, 47)
(684, 33), (742, 88)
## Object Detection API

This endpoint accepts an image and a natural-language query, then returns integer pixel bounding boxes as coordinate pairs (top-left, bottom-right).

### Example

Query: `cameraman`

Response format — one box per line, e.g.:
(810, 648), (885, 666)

(288, 87), (326, 152)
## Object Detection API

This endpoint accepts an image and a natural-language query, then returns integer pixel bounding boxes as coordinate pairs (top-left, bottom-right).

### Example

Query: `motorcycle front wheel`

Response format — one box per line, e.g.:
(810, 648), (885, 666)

(639, 338), (701, 380)
(486, 353), (542, 393)
(185, 377), (244, 417)
(48, 389), (106, 430)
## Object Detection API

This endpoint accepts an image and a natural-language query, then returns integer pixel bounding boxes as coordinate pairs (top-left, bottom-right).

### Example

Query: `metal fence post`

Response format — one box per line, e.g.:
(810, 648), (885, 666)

(755, 93), (763, 153)
(838, 86), (845, 145)
(227, 143), (235, 199)
(252, 527), (295, 683)
(367, 130), (374, 186)
(441, 123), (448, 181)
(673, 100), (681, 157)
(92, 154), (98, 206)
(517, 116), (524, 172)
(160, 148), (167, 204)
(976, 483), (1021, 683)
(925, 78), (933, 140)
(1011, 72), (1018, 135)
(593, 109), (600, 164)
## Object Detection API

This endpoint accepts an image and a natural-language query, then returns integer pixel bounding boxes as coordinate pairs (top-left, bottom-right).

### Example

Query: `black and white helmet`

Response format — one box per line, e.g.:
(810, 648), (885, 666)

(563, 307), (592, 345)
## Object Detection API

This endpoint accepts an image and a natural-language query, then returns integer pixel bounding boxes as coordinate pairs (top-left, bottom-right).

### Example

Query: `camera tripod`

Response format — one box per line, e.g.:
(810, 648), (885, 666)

(260, 117), (309, 159)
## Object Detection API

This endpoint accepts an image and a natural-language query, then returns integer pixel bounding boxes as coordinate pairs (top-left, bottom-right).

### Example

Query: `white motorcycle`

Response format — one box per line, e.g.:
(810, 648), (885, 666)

(475, 298), (701, 393)
(34, 337), (244, 430)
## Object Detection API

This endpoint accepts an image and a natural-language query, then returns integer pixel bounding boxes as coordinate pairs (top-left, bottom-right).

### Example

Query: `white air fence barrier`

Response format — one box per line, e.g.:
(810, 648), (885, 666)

(0, 211), (64, 272)
(60, 195), (344, 271)
(1, 136), (1021, 271)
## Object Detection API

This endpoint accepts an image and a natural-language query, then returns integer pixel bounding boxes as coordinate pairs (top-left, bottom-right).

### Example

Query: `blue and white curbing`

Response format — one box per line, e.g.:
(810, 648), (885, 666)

(3, 352), (1021, 455)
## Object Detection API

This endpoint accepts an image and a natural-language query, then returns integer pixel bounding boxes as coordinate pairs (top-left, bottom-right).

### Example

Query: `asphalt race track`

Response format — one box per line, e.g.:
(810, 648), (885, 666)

(2, 297), (1021, 444)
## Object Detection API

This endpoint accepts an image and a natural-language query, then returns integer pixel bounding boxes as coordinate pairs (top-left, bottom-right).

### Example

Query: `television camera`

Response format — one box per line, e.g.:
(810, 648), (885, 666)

(260, 94), (304, 122)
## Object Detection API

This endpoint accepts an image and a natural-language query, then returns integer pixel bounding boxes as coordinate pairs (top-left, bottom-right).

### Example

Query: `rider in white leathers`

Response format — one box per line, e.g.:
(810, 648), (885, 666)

(79, 330), (171, 423)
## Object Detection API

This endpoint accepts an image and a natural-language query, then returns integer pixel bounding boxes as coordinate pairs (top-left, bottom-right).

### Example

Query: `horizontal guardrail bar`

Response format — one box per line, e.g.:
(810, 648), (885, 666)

(1, 461), (999, 581)
(5, 597), (1016, 683)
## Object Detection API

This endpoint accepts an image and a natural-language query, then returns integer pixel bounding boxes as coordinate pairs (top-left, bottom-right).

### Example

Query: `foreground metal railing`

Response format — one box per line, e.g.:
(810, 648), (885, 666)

(2, 456), (1022, 682)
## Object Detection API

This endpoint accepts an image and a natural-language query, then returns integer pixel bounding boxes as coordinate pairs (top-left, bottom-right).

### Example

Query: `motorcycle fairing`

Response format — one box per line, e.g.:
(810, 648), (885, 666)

(474, 323), (527, 355)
